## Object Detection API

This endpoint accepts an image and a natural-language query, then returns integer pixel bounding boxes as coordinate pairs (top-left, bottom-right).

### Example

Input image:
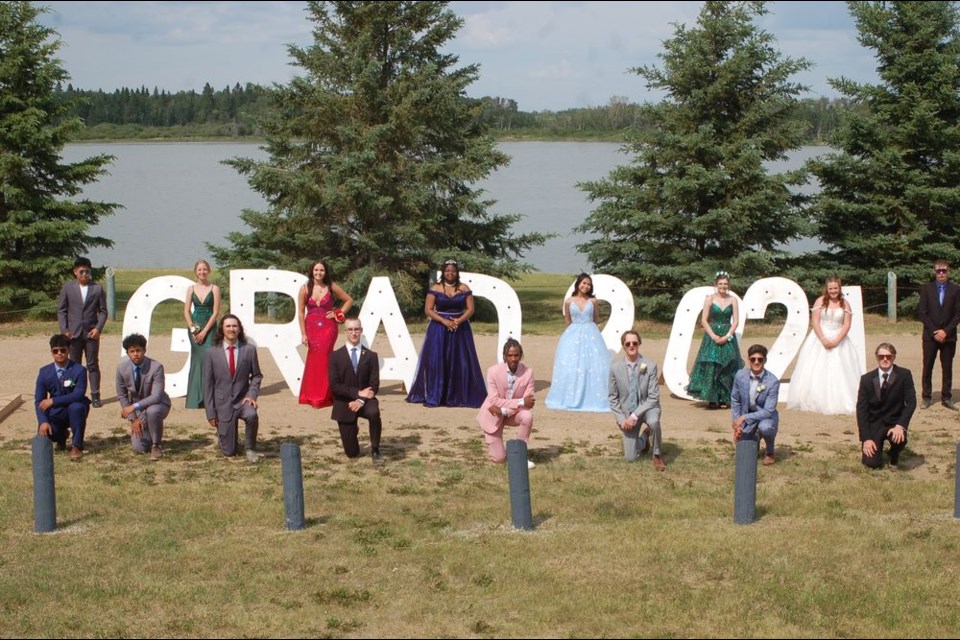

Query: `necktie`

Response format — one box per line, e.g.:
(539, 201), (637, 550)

(57, 368), (64, 385)
(626, 364), (639, 414)
(228, 345), (236, 377)
(134, 365), (142, 393)
(939, 284), (945, 306)
(881, 372), (889, 396)
(507, 371), (516, 398)
(351, 347), (359, 373)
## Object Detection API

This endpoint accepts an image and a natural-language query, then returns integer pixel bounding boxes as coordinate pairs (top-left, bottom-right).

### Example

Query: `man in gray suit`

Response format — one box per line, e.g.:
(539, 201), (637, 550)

(203, 314), (263, 463)
(609, 330), (666, 470)
(116, 333), (171, 460)
(57, 257), (108, 407)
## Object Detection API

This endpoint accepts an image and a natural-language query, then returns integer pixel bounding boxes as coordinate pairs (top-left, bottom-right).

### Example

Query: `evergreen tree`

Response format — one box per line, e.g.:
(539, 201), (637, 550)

(210, 1), (546, 311)
(0, 1), (118, 317)
(577, 1), (811, 319)
(808, 1), (960, 311)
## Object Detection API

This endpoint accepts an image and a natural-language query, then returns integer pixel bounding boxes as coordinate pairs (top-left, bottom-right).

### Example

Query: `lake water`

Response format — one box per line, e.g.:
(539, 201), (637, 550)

(62, 141), (826, 273)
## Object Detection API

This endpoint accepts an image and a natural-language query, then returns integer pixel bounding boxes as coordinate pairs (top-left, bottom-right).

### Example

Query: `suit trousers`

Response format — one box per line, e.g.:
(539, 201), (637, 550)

(40, 403), (89, 449)
(483, 409), (533, 463)
(337, 403), (382, 458)
(216, 404), (259, 456)
(620, 407), (661, 461)
(741, 418), (777, 455)
(921, 337), (955, 400)
(69, 335), (101, 395)
(131, 404), (170, 452)
(861, 426), (907, 469)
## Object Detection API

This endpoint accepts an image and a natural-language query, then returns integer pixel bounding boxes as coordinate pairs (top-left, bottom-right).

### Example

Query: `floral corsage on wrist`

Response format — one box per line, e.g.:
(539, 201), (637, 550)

(190, 324), (202, 335)
(62, 379), (75, 389)
(333, 308), (346, 324)
(638, 363), (648, 373)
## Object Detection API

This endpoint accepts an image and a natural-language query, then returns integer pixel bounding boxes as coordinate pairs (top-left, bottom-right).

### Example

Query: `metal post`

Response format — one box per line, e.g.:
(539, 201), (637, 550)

(105, 266), (117, 321)
(267, 265), (277, 321)
(887, 271), (897, 323)
(32, 436), (56, 533)
(733, 438), (758, 525)
(506, 439), (534, 530)
(280, 441), (305, 530)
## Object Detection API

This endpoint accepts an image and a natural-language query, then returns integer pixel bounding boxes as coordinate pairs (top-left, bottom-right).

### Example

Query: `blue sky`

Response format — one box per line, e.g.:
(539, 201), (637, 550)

(37, 1), (877, 112)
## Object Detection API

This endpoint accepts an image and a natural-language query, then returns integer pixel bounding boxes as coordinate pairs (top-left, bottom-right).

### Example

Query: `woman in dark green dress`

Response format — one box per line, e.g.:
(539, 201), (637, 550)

(182, 259), (221, 409)
(687, 271), (743, 408)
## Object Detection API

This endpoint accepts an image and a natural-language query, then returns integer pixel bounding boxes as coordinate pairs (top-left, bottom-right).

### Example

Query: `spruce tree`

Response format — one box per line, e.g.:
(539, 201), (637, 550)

(0, 1), (118, 317)
(211, 1), (546, 310)
(809, 1), (960, 310)
(577, 1), (810, 318)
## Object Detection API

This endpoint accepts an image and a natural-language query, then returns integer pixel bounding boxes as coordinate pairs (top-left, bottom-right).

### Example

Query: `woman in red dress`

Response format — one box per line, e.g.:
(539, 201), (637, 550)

(298, 259), (352, 408)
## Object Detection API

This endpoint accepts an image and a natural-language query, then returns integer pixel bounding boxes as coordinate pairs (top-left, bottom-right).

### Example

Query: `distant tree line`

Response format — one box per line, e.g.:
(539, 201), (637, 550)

(55, 82), (855, 144)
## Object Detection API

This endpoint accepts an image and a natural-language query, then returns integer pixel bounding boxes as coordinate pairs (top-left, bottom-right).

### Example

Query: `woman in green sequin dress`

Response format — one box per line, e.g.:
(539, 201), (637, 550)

(182, 259), (221, 409)
(687, 272), (743, 408)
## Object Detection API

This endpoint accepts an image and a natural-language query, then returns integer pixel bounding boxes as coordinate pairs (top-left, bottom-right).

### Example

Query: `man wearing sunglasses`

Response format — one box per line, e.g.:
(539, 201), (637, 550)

(609, 331), (666, 470)
(731, 344), (780, 465)
(35, 334), (91, 460)
(57, 257), (108, 408)
(856, 343), (916, 469)
(918, 259), (960, 410)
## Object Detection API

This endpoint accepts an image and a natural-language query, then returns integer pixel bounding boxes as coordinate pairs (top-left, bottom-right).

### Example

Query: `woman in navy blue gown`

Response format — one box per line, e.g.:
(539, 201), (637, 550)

(406, 260), (486, 408)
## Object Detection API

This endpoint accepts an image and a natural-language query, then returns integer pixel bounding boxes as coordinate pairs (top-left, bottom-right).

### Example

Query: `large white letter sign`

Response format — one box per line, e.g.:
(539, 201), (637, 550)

(740, 277), (810, 397)
(357, 276), (419, 390)
(840, 286), (867, 375)
(458, 271), (521, 363)
(121, 275), (194, 397)
(230, 269), (306, 396)
(562, 274), (636, 356)
(663, 287), (745, 400)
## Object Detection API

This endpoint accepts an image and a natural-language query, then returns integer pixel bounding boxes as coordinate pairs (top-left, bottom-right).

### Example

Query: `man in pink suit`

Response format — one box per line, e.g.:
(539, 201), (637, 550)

(477, 338), (536, 468)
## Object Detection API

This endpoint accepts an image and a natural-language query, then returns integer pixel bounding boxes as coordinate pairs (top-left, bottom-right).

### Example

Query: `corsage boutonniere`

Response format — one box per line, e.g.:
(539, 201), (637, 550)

(190, 324), (202, 335)
(62, 379), (75, 389)
(638, 363), (648, 373)
(756, 384), (766, 393)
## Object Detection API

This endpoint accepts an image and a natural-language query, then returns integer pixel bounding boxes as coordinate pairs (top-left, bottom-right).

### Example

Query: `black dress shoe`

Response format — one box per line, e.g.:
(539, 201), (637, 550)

(91, 394), (102, 408)
(922, 398), (934, 409)
(943, 399), (958, 411)
(372, 451), (385, 465)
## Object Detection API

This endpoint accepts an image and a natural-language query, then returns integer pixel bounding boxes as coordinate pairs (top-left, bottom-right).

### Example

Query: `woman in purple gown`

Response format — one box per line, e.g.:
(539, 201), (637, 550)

(406, 260), (486, 408)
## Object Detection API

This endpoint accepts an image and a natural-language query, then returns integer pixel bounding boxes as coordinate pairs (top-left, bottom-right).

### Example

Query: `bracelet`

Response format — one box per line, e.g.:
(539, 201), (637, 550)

(333, 308), (346, 324)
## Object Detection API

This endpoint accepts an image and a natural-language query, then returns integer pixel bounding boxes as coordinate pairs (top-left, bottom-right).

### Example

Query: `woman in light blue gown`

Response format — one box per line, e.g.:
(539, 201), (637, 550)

(546, 273), (610, 412)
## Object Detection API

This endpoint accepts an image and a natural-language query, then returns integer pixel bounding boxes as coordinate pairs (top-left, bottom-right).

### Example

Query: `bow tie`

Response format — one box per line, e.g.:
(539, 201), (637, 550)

(751, 375), (762, 381)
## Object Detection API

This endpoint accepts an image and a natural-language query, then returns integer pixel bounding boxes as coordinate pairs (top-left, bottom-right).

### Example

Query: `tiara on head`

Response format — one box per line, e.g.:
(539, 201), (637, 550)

(443, 259), (459, 267)
(715, 270), (730, 279)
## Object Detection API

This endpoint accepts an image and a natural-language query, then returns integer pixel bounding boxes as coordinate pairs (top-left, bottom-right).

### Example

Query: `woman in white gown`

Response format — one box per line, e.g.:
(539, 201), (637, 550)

(788, 277), (865, 414)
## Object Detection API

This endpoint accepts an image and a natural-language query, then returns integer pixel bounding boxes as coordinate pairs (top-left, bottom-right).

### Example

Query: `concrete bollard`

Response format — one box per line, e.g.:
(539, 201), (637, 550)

(733, 438), (759, 525)
(506, 439), (534, 530)
(280, 442), (305, 531)
(106, 266), (117, 321)
(32, 436), (57, 533)
(887, 271), (897, 323)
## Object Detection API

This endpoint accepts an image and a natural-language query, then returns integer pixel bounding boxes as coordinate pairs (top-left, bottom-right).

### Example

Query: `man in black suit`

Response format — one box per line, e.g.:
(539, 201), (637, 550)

(57, 257), (108, 407)
(328, 318), (383, 464)
(856, 343), (917, 469)
(918, 259), (960, 410)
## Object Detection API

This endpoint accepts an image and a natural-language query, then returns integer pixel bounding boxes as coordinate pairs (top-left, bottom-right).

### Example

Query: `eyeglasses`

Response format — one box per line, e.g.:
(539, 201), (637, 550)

(749, 356), (766, 363)
(623, 341), (639, 347)
(876, 353), (894, 360)
(77, 269), (91, 275)
(936, 269), (949, 274)
(50, 347), (68, 354)
(346, 328), (362, 332)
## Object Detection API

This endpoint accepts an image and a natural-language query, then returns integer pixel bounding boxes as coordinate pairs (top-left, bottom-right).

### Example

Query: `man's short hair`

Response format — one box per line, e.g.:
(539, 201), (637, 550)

(747, 344), (768, 358)
(875, 342), (897, 356)
(73, 256), (92, 269)
(345, 318), (362, 329)
(122, 333), (148, 351)
(502, 337), (523, 358)
(49, 334), (70, 350)
(620, 330), (641, 346)
(934, 259), (950, 268)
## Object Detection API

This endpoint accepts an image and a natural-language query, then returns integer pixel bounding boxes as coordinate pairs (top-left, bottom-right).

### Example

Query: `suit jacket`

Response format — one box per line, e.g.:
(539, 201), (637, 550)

(918, 280), (960, 342)
(608, 355), (660, 426)
(329, 343), (380, 422)
(116, 356), (171, 413)
(730, 367), (780, 427)
(477, 362), (535, 434)
(57, 280), (108, 336)
(202, 341), (262, 422)
(856, 365), (916, 442)
(35, 360), (90, 423)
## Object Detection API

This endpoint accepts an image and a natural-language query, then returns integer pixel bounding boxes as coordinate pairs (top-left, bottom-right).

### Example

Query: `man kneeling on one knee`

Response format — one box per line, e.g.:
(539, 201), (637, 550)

(731, 344), (780, 465)
(478, 338), (536, 468)
(609, 331), (666, 471)
(116, 333), (171, 460)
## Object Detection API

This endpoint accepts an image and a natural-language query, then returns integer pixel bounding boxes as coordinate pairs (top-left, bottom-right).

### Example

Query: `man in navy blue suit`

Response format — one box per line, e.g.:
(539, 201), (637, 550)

(35, 334), (91, 460)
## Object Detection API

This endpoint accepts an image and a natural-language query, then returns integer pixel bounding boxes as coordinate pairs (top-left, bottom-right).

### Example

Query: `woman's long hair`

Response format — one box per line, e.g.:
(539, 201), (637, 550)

(306, 259), (332, 299)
